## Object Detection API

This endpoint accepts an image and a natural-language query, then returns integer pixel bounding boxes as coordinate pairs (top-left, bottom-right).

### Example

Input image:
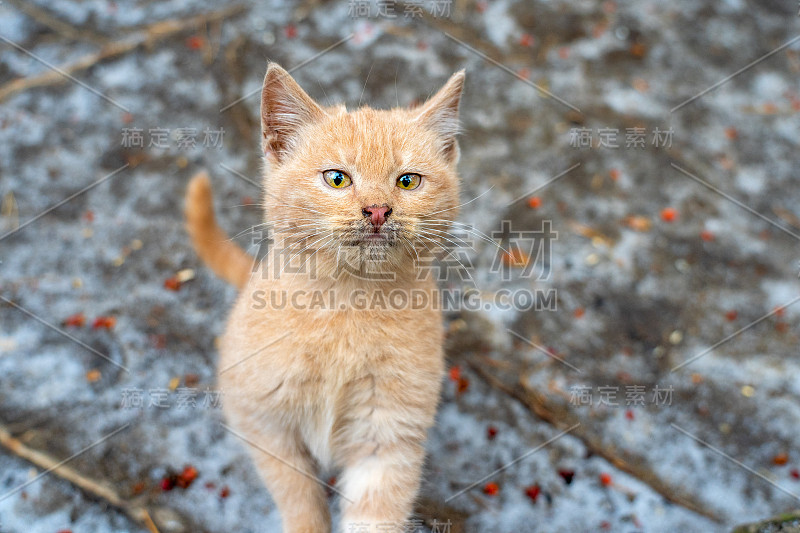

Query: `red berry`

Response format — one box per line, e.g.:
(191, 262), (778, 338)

(625, 409), (634, 420)
(186, 35), (205, 50)
(790, 469), (799, 480)
(558, 470), (575, 485)
(219, 485), (230, 498)
(457, 376), (470, 394)
(181, 465), (198, 483)
(660, 207), (677, 222)
(160, 477), (175, 491)
(525, 484), (541, 502)
(599, 473), (612, 486)
(527, 196), (542, 208)
(725, 310), (738, 322)
(519, 34), (534, 47)
(483, 482), (499, 496)
(284, 25), (298, 39)
(449, 366), (461, 382)
(700, 230), (715, 242)
(487, 426), (498, 440)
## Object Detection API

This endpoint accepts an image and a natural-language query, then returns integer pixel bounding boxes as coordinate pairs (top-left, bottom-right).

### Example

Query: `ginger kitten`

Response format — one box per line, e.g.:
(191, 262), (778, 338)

(185, 63), (464, 532)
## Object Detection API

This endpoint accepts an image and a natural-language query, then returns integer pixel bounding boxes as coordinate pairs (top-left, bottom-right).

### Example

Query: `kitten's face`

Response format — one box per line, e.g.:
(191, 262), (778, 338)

(259, 64), (464, 274)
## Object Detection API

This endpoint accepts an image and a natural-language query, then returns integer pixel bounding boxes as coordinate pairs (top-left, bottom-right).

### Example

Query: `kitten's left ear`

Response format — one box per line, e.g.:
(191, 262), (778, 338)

(414, 69), (465, 163)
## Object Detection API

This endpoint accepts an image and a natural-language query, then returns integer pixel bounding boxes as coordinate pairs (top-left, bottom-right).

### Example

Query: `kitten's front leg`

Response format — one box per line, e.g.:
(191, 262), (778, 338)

(338, 442), (426, 533)
(234, 421), (332, 533)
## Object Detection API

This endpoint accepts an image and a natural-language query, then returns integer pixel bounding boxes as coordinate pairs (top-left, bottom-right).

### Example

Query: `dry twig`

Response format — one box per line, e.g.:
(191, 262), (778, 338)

(0, 5), (246, 104)
(0, 422), (161, 532)
(4, 0), (108, 43)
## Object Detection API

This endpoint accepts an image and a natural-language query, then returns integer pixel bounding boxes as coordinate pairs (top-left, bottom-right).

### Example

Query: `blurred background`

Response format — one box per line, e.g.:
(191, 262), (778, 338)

(1, 1), (799, 532)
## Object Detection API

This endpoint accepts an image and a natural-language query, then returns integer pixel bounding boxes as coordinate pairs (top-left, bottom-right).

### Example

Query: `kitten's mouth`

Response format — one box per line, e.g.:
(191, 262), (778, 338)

(351, 229), (396, 247)
(360, 233), (392, 246)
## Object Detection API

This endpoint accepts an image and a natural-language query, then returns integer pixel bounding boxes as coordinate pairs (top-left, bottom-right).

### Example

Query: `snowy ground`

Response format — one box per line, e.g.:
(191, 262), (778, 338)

(1, 0), (799, 532)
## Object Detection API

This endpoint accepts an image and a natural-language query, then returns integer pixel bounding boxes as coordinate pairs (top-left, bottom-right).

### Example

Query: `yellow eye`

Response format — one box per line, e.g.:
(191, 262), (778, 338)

(396, 173), (421, 190)
(323, 170), (352, 189)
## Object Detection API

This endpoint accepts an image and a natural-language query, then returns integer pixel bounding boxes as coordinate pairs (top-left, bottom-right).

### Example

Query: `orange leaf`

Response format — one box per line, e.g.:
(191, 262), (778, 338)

(63, 312), (86, 328)
(502, 247), (530, 268)
(164, 276), (182, 291)
(623, 215), (652, 232)
(92, 316), (116, 330)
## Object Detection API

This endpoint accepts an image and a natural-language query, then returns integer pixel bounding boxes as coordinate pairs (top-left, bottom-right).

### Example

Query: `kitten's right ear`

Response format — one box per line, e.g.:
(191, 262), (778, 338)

(260, 63), (325, 162)
(413, 69), (465, 164)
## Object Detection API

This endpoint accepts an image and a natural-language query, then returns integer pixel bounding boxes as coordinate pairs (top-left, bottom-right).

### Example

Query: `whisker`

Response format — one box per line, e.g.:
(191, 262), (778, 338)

(423, 186), (495, 218)
(289, 233), (339, 286)
(419, 227), (476, 253)
(359, 61), (375, 107)
(230, 219), (324, 241)
(417, 221), (509, 255)
(416, 234), (478, 288)
(277, 230), (335, 279)
(251, 224), (329, 247)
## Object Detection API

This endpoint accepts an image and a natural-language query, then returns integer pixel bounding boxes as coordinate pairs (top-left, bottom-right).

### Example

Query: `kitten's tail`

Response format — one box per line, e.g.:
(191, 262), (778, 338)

(185, 172), (252, 289)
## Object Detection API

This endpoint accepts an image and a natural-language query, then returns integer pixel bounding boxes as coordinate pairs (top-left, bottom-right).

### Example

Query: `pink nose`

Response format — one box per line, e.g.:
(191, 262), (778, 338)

(362, 205), (392, 229)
